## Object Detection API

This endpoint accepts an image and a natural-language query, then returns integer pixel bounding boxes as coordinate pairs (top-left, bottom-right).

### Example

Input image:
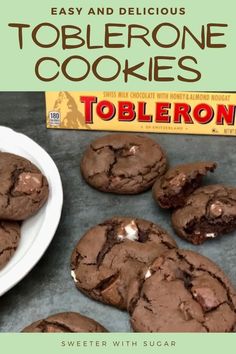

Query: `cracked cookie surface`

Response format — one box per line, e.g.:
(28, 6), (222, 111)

(71, 217), (177, 310)
(172, 185), (236, 245)
(80, 134), (167, 194)
(127, 249), (236, 332)
(22, 312), (108, 332)
(0, 152), (49, 220)
(0, 221), (20, 270)
(153, 161), (216, 209)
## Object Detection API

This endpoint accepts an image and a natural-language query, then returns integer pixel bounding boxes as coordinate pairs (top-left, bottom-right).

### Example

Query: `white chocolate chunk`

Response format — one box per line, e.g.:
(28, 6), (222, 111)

(205, 233), (217, 238)
(71, 270), (78, 283)
(117, 220), (139, 241)
(124, 221), (139, 241)
(117, 234), (124, 240)
(145, 269), (152, 279)
(129, 146), (138, 154)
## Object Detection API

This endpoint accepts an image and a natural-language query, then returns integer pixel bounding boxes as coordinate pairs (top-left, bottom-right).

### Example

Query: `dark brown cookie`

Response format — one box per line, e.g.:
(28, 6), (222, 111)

(71, 217), (177, 310)
(80, 134), (167, 194)
(0, 152), (49, 220)
(0, 221), (20, 270)
(153, 161), (216, 209)
(128, 249), (236, 332)
(22, 312), (108, 332)
(172, 185), (236, 245)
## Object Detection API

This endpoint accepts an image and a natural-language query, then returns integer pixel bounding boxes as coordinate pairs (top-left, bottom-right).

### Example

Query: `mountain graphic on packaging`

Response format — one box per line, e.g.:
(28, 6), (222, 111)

(52, 91), (90, 129)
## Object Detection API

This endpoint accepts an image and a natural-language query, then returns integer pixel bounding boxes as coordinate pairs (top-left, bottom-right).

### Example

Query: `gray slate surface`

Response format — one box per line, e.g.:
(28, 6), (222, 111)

(0, 92), (235, 332)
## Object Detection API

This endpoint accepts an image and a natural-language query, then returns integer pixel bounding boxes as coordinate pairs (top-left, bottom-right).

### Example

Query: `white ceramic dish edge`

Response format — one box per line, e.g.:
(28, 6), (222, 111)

(0, 126), (63, 296)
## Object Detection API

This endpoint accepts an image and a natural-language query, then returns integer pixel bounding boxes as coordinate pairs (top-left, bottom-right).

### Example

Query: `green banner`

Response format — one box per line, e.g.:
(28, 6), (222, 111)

(0, 0), (235, 90)
(0, 333), (235, 354)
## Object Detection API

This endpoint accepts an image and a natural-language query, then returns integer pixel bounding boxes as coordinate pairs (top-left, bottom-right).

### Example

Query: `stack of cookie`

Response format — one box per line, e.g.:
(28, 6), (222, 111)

(68, 133), (236, 332)
(0, 152), (49, 270)
(153, 162), (236, 245)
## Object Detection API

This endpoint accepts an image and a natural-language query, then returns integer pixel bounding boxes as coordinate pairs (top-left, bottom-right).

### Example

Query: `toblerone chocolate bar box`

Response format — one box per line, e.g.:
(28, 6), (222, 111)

(45, 91), (236, 136)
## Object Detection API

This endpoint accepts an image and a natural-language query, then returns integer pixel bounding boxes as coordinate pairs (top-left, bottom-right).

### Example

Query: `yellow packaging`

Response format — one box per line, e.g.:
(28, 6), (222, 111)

(46, 91), (236, 135)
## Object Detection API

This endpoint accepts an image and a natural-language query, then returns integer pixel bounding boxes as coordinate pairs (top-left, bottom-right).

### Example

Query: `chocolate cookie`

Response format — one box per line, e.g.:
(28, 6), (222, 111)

(80, 134), (167, 194)
(0, 221), (20, 270)
(128, 249), (236, 332)
(153, 161), (216, 209)
(172, 185), (236, 245)
(71, 217), (177, 310)
(0, 152), (49, 220)
(22, 312), (107, 332)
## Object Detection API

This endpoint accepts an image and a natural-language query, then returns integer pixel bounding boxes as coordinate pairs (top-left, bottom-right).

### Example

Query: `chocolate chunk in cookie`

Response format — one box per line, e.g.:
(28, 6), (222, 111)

(172, 185), (236, 245)
(80, 134), (167, 194)
(0, 221), (20, 270)
(22, 312), (108, 332)
(128, 249), (236, 332)
(13, 172), (43, 194)
(71, 217), (177, 310)
(0, 152), (49, 220)
(153, 161), (216, 209)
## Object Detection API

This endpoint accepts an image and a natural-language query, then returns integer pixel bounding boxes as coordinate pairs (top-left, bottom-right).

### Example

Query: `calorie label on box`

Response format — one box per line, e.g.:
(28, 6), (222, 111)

(45, 91), (236, 136)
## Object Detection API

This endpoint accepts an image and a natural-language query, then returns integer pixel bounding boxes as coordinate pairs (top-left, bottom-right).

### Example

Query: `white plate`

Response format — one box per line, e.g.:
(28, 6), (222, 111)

(0, 126), (63, 296)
